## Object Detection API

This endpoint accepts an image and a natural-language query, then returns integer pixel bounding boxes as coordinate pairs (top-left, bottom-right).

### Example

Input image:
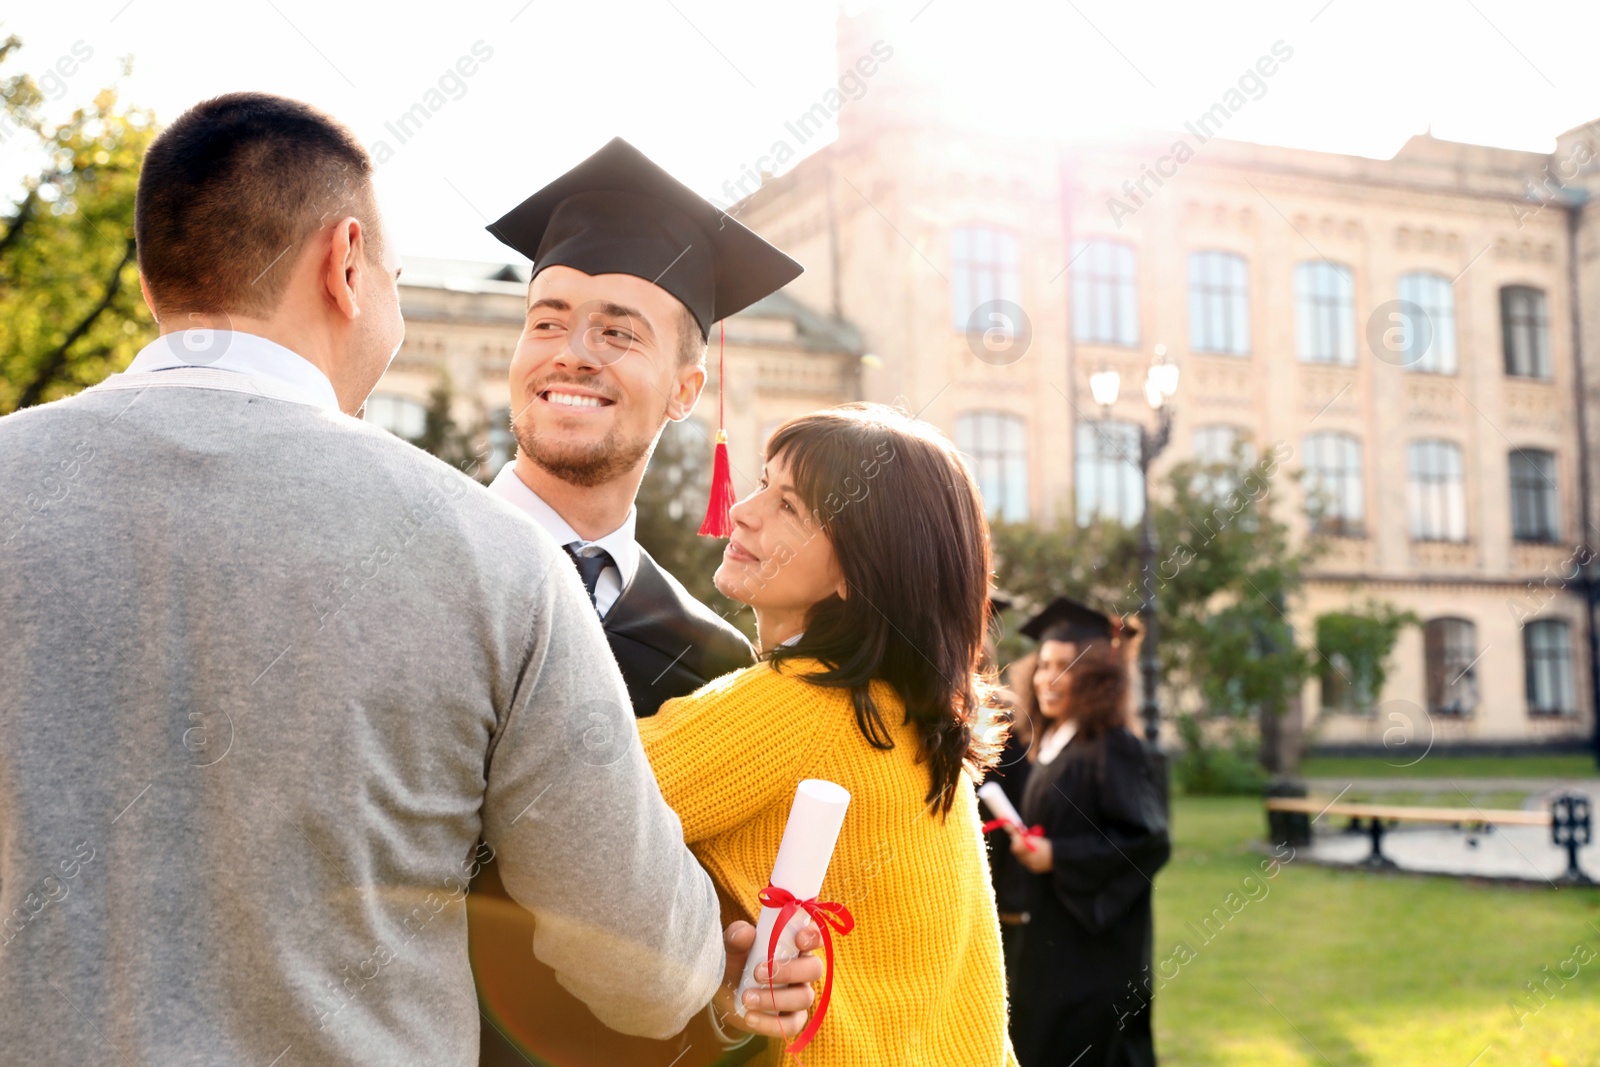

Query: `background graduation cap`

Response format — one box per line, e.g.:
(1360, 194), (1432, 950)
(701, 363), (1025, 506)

(1020, 595), (1140, 647)
(486, 137), (803, 537)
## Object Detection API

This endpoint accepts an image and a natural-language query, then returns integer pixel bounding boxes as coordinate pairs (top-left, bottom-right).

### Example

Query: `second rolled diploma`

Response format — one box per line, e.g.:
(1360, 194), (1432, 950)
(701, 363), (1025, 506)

(735, 778), (851, 1013)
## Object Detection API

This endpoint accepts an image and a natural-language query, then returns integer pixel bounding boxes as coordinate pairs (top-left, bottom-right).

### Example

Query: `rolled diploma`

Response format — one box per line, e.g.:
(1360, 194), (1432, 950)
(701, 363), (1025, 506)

(978, 780), (1025, 830)
(735, 778), (850, 1016)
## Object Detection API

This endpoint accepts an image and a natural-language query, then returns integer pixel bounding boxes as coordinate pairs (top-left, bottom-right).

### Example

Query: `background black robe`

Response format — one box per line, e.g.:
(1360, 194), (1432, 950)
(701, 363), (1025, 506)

(984, 729), (1035, 984)
(1010, 728), (1171, 1067)
(473, 547), (756, 1067)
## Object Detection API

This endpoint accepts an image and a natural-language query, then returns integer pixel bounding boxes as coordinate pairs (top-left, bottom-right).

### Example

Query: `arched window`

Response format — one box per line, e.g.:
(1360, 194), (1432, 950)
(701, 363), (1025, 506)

(1301, 432), (1364, 536)
(1295, 262), (1356, 364)
(1524, 619), (1575, 715)
(1407, 440), (1466, 542)
(951, 226), (1021, 332)
(1396, 272), (1457, 374)
(1188, 251), (1250, 355)
(1424, 618), (1478, 716)
(364, 393), (427, 442)
(955, 411), (1029, 520)
(1075, 419), (1142, 526)
(1501, 285), (1551, 379)
(1071, 239), (1138, 346)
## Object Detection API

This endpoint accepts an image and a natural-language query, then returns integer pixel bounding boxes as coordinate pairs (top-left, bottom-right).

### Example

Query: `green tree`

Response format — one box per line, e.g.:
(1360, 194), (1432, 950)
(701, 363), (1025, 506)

(1314, 602), (1419, 714)
(991, 446), (1407, 784)
(1, 38), (156, 413)
(633, 420), (753, 639)
(411, 375), (490, 482)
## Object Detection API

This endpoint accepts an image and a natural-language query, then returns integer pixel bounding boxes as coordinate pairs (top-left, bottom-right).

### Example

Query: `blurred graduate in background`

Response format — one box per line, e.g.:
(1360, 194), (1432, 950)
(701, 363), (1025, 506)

(1005, 598), (1171, 1067)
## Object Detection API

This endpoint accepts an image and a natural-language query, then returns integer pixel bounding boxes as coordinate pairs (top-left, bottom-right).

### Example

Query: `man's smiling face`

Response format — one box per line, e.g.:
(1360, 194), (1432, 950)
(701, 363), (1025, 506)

(508, 265), (706, 488)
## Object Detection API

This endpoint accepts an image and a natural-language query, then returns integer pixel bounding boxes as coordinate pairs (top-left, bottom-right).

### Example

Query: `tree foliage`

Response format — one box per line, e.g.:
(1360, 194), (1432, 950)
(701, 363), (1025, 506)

(633, 420), (754, 639)
(411, 375), (490, 482)
(991, 446), (1410, 777)
(992, 447), (1316, 707)
(1314, 601), (1420, 713)
(1, 38), (156, 413)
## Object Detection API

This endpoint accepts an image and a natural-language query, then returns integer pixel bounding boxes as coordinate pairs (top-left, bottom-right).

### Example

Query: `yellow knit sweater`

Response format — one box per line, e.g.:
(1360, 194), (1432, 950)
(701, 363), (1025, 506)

(639, 659), (1019, 1067)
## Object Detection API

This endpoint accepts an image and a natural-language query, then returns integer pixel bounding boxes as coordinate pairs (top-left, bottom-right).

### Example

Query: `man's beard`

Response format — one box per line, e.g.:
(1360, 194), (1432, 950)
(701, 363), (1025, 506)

(512, 413), (656, 488)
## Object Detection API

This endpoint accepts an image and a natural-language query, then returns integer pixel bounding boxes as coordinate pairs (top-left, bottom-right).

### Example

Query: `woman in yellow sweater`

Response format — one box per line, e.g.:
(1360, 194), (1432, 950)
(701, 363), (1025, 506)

(639, 403), (1019, 1067)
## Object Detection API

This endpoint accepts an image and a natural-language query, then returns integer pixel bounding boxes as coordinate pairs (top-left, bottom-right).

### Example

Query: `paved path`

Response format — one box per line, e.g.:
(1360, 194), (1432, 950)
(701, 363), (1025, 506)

(1292, 779), (1599, 884)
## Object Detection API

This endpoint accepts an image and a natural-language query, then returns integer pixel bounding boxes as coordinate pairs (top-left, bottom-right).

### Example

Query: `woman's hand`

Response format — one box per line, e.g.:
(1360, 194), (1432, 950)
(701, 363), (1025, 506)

(1009, 828), (1053, 873)
(713, 919), (825, 1039)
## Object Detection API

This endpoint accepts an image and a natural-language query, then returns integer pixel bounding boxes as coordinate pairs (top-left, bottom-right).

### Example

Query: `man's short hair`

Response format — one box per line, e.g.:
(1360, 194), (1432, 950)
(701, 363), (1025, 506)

(677, 304), (707, 366)
(136, 92), (379, 318)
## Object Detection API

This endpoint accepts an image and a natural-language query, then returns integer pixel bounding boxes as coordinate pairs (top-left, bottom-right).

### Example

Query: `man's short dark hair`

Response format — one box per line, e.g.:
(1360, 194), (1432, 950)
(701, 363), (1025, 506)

(136, 92), (379, 318)
(677, 304), (707, 366)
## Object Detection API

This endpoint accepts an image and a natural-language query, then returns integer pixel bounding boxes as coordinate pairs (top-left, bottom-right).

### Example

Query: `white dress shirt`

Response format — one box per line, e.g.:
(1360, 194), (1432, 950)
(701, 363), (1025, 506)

(115, 329), (342, 413)
(1036, 721), (1077, 766)
(487, 463), (640, 619)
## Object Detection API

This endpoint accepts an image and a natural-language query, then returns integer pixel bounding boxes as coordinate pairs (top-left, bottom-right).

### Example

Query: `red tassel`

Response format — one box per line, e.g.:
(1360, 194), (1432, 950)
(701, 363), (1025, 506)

(698, 429), (735, 537)
(698, 320), (735, 538)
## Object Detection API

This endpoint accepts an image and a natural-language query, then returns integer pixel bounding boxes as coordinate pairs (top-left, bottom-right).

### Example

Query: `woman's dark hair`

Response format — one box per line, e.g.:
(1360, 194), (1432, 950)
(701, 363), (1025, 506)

(1003, 651), (1042, 754)
(762, 403), (1003, 817)
(1036, 632), (1131, 741)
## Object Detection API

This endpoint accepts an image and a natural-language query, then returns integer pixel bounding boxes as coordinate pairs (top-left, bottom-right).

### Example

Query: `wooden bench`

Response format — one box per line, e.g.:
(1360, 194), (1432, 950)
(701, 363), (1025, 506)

(1264, 794), (1592, 882)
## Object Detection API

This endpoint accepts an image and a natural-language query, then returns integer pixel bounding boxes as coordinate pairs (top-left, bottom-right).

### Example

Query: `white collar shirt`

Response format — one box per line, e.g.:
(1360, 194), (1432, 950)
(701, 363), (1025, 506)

(487, 463), (640, 619)
(114, 329), (342, 413)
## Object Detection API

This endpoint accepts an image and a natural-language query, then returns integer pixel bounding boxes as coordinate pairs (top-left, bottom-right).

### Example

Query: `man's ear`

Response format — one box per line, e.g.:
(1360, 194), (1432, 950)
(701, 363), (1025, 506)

(322, 216), (365, 321)
(138, 274), (160, 323)
(664, 358), (708, 422)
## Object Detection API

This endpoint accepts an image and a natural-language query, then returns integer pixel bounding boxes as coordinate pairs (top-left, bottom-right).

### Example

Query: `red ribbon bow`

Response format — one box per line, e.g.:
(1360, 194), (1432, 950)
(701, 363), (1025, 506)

(756, 885), (855, 1059)
(981, 818), (1044, 852)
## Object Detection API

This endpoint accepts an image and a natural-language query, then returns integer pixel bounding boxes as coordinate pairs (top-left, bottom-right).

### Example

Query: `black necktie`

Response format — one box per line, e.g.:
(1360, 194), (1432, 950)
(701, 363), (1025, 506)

(563, 543), (613, 612)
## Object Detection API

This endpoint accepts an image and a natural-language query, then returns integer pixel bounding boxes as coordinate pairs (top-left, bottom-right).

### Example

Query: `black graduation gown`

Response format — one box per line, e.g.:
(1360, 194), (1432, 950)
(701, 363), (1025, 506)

(602, 547), (756, 718)
(472, 548), (756, 1067)
(985, 730), (1036, 915)
(984, 730), (1035, 986)
(1010, 728), (1171, 1067)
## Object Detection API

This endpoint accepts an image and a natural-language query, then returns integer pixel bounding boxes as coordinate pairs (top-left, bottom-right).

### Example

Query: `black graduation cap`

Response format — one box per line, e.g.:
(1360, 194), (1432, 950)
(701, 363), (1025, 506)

(1019, 596), (1140, 645)
(484, 137), (803, 339)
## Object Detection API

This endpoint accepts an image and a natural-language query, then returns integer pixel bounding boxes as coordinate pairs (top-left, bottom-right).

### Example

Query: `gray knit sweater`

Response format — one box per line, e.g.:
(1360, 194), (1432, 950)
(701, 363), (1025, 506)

(0, 367), (722, 1065)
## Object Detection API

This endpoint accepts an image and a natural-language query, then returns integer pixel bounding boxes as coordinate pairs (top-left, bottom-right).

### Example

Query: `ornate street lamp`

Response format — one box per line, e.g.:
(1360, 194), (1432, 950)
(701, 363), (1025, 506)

(1091, 344), (1178, 747)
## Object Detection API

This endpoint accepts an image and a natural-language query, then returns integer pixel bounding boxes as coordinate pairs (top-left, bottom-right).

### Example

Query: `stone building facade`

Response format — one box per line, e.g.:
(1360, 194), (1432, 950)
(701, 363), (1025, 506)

(370, 17), (1599, 750)
(727, 16), (1597, 749)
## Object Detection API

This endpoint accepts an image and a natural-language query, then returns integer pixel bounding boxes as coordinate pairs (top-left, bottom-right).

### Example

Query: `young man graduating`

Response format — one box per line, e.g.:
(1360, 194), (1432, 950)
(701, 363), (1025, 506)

(466, 139), (806, 1066)
(0, 96), (818, 1066)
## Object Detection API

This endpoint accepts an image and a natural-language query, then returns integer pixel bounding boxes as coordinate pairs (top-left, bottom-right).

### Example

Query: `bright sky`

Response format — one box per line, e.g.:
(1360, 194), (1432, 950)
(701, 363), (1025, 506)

(2, 0), (1594, 263)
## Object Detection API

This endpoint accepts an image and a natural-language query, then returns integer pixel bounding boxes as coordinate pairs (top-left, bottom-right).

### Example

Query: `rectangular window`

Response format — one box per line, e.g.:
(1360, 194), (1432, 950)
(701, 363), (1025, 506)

(951, 226), (1022, 332)
(956, 411), (1030, 520)
(1188, 251), (1251, 356)
(1509, 449), (1559, 543)
(1295, 262), (1356, 365)
(1302, 433), (1365, 536)
(1075, 420), (1143, 526)
(486, 406), (515, 476)
(364, 393), (427, 442)
(1501, 286), (1552, 379)
(1407, 440), (1467, 542)
(1396, 272), (1457, 374)
(1525, 619), (1575, 715)
(1072, 239), (1139, 346)
(1425, 618), (1479, 716)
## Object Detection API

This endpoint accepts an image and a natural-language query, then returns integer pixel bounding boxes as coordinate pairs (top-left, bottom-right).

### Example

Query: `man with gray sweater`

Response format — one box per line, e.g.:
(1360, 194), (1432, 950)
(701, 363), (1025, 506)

(0, 93), (816, 1065)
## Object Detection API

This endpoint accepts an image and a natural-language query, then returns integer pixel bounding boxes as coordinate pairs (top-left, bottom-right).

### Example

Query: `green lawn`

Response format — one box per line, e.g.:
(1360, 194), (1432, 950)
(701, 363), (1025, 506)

(1154, 797), (1600, 1066)
(1300, 753), (1598, 780)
